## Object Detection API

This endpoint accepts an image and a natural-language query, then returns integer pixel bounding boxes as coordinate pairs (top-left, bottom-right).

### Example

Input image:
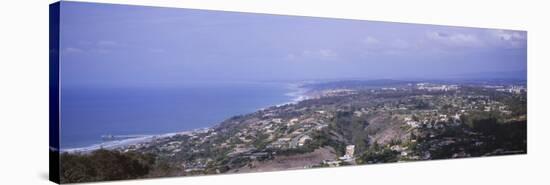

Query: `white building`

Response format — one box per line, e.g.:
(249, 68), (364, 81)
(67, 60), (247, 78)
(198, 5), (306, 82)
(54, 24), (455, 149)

(345, 145), (355, 158)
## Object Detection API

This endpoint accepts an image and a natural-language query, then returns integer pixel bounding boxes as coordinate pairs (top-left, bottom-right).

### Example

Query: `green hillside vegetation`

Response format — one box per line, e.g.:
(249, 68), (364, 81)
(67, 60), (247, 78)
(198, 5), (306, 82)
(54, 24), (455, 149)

(60, 150), (156, 183)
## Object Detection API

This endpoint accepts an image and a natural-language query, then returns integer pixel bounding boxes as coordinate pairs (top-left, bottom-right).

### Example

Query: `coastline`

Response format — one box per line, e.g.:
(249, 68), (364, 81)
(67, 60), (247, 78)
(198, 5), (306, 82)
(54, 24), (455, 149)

(285, 83), (311, 103)
(61, 128), (211, 154)
(61, 83), (311, 154)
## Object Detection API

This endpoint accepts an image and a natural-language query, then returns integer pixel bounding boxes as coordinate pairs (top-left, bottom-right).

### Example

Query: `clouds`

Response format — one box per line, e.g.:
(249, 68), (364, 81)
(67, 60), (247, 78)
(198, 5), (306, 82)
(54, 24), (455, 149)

(362, 36), (380, 45)
(315, 49), (338, 58)
(357, 28), (526, 57)
(426, 31), (484, 48)
(424, 29), (526, 50)
(488, 30), (527, 48)
(59, 1), (526, 83)
(63, 47), (84, 54)
(61, 40), (119, 55)
(360, 35), (418, 55)
(286, 49), (339, 61)
(62, 40), (167, 56)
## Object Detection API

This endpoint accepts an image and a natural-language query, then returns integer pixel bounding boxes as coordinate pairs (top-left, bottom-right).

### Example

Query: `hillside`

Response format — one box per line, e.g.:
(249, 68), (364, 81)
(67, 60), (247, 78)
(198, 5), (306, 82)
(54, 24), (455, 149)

(59, 82), (527, 183)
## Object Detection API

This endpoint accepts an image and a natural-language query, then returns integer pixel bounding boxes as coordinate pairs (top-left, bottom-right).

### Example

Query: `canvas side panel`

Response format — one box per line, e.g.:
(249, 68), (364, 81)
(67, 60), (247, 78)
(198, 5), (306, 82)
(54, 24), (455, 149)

(49, 2), (61, 184)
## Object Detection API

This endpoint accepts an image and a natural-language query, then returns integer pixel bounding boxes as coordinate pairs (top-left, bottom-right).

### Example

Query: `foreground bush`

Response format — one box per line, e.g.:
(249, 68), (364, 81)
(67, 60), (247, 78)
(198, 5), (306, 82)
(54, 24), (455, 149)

(60, 149), (155, 183)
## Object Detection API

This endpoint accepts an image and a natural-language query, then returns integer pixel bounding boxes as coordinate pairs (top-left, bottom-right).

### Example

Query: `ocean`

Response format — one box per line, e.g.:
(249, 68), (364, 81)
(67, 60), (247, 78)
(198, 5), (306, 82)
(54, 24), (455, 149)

(59, 82), (299, 149)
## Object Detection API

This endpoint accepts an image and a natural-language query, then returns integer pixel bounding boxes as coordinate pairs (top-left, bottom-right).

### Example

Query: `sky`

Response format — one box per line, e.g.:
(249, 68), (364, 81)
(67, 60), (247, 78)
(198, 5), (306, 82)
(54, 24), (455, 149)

(59, 1), (527, 87)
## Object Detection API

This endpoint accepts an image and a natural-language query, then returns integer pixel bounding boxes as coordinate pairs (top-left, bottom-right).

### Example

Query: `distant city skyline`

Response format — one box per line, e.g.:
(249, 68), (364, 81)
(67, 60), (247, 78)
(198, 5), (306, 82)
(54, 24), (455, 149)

(59, 1), (527, 87)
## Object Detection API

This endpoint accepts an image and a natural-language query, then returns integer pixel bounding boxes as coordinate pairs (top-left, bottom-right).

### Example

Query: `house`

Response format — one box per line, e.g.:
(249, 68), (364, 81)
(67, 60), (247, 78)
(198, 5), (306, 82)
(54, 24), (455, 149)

(406, 121), (420, 128)
(272, 118), (282, 124)
(287, 118), (299, 127)
(277, 137), (291, 142)
(298, 135), (312, 147)
(452, 113), (461, 120)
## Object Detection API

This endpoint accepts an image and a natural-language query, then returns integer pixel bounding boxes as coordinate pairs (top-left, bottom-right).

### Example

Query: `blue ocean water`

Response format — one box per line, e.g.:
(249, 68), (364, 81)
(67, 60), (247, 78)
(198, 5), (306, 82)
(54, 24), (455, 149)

(60, 82), (294, 149)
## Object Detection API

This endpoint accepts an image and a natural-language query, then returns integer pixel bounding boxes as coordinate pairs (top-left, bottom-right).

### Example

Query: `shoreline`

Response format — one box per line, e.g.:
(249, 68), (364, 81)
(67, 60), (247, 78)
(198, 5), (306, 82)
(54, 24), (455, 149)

(61, 128), (211, 154)
(62, 130), (184, 154)
(285, 83), (311, 103)
(61, 83), (311, 154)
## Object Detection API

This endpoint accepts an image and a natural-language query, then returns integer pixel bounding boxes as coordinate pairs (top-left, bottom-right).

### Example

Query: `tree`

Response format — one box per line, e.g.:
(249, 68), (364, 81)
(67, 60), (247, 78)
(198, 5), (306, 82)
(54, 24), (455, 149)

(60, 149), (155, 183)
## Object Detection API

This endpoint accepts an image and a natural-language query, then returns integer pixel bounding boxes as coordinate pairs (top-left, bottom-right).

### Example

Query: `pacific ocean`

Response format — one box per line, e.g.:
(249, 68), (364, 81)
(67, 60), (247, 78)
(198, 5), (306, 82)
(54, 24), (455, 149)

(59, 82), (298, 149)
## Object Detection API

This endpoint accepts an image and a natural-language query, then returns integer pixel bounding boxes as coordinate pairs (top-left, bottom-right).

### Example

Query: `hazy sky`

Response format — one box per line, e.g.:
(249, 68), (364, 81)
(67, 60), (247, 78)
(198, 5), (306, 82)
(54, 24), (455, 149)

(59, 1), (527, 87)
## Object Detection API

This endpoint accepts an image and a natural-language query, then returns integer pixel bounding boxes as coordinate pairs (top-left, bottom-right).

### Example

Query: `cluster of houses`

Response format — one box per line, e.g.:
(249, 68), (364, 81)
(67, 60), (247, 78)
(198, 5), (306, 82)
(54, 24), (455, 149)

(309, 89), (358, 99)
(114, 82), (525, 174)
(403, 112), (462, 129)
(496, 85), (527, 94)
(482, 84), (526, 94)
(416, 83), (459, 92)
